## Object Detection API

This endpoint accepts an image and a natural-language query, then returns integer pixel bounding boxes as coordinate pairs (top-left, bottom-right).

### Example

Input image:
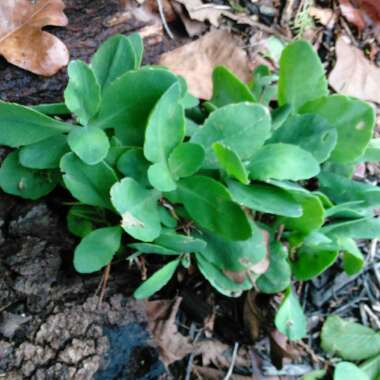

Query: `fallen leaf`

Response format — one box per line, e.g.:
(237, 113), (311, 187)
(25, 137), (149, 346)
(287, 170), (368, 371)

(339, 0), (380, 31)
(329, 37), (380, 104)
(269, 329), (300, 369)
(192, 365), (253, 380)
(0, 0), (69, 76)
(145, 297), (194, 366)
(309, 6), (336, 27)
(172, 1), (207, 37)
(175, 0), (229, 26)
(159, 29), (251, 99)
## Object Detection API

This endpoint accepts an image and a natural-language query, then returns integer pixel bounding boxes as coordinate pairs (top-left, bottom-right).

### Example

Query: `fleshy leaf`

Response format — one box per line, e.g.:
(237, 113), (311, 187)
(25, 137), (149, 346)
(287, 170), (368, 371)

(269, 114), (337, 163)
(300, 95), (375, 164)
(278, 40), (328, 111)
(0, 151), (59, 200)
(196, 253), (252, 297)
(191, 103), (271, 169)
(228, 180), (302, 217)
(60, 152), (118, 209)
(74, 226), (122, 273)
(168, 143), (205, 179)
(334, 362), (369, 380)
(90, 34), (137, 89)
(110, 178), (161, 242)
(322, 315), (380, 361)
(134, 259), (180, 299)
(340, 237), (365, 276)
(177, 176), (251, 241)
(19, 135), (69, 169)
(90, 68), (178, 145)
(0, 102), (71, 147)
(64, 60), (101, 125)
(257, 241), (291, 294)
(116, 148), (150, 186)
(67, 126), (110, 165)
(213, 142), (249, 184)
(209, 65), (256, 107)
(275, 287), (307, 341)
(249, 143), (320, 181)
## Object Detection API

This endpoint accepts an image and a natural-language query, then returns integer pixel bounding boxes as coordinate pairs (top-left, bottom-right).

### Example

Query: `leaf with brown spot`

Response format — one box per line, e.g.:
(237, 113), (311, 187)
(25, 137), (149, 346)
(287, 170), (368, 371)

(0, 0), (69, 76)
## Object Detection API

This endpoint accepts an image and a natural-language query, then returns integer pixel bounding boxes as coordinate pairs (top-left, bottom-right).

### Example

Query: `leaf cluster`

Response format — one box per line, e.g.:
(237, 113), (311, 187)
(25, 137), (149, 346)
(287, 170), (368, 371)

(0, 35), (378, 341)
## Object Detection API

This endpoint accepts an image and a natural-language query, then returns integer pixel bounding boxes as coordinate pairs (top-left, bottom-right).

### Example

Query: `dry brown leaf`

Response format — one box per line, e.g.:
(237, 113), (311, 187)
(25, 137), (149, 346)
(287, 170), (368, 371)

(339, 0), (380, 31)
(329, 37), (380, 104)
(159, 29), (251, 99)
(0, 0), (69, 76)
(174, 0), (229, 27)
(309, 6), (336, 27)
(269, 329), (300, 369)
(172, 1), (207, 37)
(145, 297), (194, 366)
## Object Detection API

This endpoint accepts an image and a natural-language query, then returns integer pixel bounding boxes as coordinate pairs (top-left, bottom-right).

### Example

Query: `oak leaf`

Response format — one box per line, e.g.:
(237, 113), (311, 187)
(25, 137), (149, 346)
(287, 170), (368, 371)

(0, 0), (69, 76)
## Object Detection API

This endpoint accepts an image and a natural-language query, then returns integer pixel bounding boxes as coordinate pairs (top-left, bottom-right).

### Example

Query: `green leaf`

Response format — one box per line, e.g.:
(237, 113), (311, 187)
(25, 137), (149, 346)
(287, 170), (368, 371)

(64, 60), (101, 125)
(275, 287), (307, 341)
(90, 34), (137, 89)
(228, 180), (302, 217)
(155, 230), (207, 252)
(191, 103), (271, 169)
(0, 151), (59, 199)
(249, 143), (320, 181)
(177, 176), (251, 241)
(116, 148), (150, 186)
(129, 243), (179, 255)
(110, 178), (161, 242)
(269, 114), (337, 163)
(67, 126), (110, 165)
(128, 33), (144, 67)
(251, 64), (277, 105)
(195, 253), (252, 297)
(19, 135), (69, 169)
(74, 226), (122, 273)
(322, 217), (380, 239)
(300, 95), (375, 163)
(334, 363), (369, 380)
(322, 315), (380, 361)
(292, 233), (339, 280)
(281, 191), (325, 234)
(278, 40), (328, 111)
(197, 220), (267, 272)
(168, 143), (205, 179)
(31, 102), (70, 115)
(105, 136), (128, 166)
(361, 139), (380, 162)
(340, 237), (364, 276)
(144, 82), (185, 163)
(0, 101), (71, 147)
(319, 171), (380, 210)
(257, 241), (291, 294)
(360, 354), (380, 380)
(147, 162), (177, 192)
(302, 370), (327, 380)
(67, 206), (95, 238)
(158, 206), (177, 228)
(134, 259), (180, 299)
(60, 152), (118, 209)
(213, 142), (249, 184)
(209, 65), (256, 107)
(90, 67), (178, 146)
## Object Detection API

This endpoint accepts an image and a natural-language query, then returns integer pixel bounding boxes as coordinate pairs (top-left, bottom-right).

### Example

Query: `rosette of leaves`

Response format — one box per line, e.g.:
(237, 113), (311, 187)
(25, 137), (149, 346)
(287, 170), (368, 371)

(0, 34), (378, 342)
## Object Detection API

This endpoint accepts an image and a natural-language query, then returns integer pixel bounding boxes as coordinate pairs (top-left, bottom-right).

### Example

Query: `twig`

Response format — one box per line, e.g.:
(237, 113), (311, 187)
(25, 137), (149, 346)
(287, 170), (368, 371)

(156, 0), (174, 39)
(185, 328), (203, 380)
(224, 342), (239, 380)
(97, 263), (111, 308)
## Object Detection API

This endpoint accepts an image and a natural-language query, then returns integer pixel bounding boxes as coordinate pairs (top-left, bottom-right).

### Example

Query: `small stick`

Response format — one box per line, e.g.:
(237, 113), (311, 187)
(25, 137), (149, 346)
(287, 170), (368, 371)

(185, 328), (203, 380)
(156, 0), (174, 39)
(97, 263), (111, 308)
(224, 342), (239, 380)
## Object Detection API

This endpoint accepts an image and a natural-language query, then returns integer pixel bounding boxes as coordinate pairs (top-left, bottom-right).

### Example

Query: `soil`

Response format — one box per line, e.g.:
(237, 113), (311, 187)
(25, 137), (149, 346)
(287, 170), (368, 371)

(0, 0), (182, 378)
